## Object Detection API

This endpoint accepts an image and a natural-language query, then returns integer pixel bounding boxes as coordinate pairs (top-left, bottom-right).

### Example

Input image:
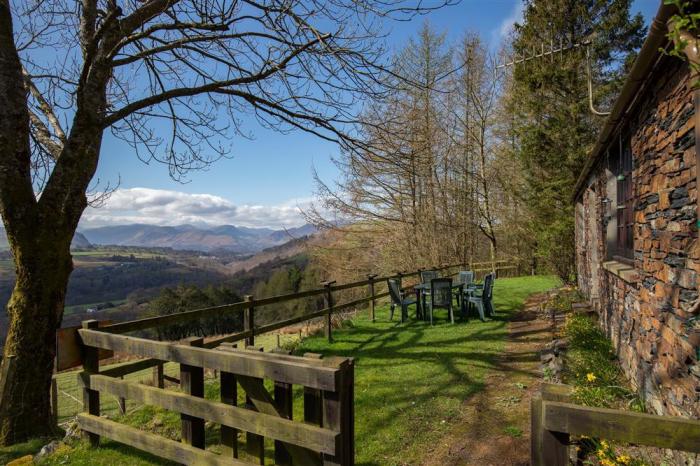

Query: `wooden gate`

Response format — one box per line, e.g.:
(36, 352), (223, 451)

(531, 384), (700, 465)
(77, 320), (354, 465)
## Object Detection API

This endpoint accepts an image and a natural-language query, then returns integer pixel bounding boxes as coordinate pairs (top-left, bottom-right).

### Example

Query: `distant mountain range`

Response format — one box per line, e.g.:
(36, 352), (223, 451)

(79, 223), (317, 253)
(0, 228), (92, 250)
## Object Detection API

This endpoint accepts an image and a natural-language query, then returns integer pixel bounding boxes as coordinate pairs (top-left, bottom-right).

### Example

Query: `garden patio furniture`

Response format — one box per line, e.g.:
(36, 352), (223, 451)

(426, 278), (456, 325)
(454, 271), (474, 307)
(388, 278), (417, 322)
(464, 273), (495, 321)
(419, 270), (439, 284)
(413, 280), (462, 321)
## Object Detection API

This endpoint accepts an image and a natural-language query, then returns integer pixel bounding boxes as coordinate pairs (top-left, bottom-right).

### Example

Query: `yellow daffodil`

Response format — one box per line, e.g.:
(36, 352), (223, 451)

(616, 455), (631, 465)
(586, 372), (597, 383)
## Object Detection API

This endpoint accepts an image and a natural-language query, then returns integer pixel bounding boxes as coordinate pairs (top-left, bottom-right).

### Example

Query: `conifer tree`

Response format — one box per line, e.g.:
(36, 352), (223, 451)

(508, 0), (645, 282)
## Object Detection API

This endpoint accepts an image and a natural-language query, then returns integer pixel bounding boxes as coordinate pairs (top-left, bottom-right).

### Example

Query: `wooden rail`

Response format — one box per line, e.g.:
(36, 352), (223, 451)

(62, 260), (521, 381)
(98, 260), (519, 335)
(531, 384), (700, 465)
(77, 322), (354, 465)
(69, 259), (522, 463)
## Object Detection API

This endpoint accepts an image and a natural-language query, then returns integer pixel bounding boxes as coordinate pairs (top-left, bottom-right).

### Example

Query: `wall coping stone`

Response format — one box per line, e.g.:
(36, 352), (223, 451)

(602, 260), (639, 284)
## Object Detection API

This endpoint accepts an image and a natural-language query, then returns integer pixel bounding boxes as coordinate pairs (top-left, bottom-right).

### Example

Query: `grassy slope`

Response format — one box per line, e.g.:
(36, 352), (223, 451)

(295, 275), (558, 465)
(3, 275), (558, 465)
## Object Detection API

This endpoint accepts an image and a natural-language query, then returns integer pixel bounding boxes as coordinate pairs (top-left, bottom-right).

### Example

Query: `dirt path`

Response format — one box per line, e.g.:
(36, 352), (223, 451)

(422, 293), (554, 466)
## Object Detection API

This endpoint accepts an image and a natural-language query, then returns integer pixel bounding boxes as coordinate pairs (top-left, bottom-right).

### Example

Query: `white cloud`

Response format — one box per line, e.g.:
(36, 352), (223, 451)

(80, 188), (313, 229)
(492, 0), (524, 45)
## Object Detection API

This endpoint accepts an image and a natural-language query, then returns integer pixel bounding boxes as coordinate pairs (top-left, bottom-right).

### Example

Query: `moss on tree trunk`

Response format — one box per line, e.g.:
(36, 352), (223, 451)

(0, 238), (72, 444)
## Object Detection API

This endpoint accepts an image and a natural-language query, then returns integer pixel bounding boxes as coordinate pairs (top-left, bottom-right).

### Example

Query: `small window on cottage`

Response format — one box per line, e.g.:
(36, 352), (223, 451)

(615, 136), (634, 260)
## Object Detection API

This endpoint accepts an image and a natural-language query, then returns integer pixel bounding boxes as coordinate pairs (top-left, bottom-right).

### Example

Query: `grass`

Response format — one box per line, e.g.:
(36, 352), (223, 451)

(52, 332), (302, 424)
(561, 307), (652, 466)
(562, 312), (643, 411)
(294, 275), (559, 465)
(503, 425), (523, 438)
(3, 275), (559, 465)
(64, 299), (127, 316)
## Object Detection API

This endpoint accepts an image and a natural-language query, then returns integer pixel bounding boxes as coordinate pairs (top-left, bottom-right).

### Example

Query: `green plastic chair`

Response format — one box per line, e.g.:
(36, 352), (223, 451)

(427, 278), (455, 325)
(419, 270), (439, 284)
(388, 279), (416, 322)
(466, 273), (495, 321)
(454, 271), (474, 307)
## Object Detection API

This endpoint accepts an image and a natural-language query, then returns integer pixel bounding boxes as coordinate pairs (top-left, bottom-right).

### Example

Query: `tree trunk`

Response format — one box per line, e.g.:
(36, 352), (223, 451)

(0, 236), (73, 444)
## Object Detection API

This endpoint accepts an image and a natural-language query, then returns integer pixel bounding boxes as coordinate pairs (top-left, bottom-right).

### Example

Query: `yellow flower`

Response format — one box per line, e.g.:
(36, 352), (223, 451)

(600, 459), (616, 466)
(600, 440), (609, 450)
(616, 455), (631, 465)
(586, 372), (597, 382)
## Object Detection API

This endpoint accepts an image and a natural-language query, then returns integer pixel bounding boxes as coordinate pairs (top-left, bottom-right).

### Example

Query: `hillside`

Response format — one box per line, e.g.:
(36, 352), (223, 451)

(0, 228), (91, 250)
(80, 223), (316, 253)
(225, 235), (311, 273)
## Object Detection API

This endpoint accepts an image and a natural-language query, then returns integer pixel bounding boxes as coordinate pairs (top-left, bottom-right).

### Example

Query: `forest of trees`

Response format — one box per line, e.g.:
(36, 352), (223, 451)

(310, 0), (645, 284)
(141, 252), (322, 341)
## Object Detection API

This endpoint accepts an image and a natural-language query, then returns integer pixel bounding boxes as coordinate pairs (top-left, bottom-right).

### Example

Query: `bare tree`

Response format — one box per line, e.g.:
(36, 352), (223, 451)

(0, 0), (454, 444)
(309, 23), (458, 272)
(453, 36), (503, 271)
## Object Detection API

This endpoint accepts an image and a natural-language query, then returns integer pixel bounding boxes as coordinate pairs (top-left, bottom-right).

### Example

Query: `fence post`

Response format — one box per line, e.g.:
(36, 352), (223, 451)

(273, 347), (294, 465)
(304, 353), (324, 465)
(152, 362), (164, 388)
(219, 342), (238, 458)
(367, 274), (377, 323)
(322, 281), (335, 343)
(50, 375), (58, 424)
(322, 357), (354, 466)
(531, 394), (568, 466)
(81, 319), (100, 447)
(118, 376), (126, 415)
(180, 336), (205, 449)
(244, 295), (255, 346)
(245, 345), (265, 465)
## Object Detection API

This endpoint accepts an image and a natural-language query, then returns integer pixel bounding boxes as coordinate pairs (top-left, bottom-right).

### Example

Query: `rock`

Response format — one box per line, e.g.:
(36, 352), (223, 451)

(690, 364), (700, 379)
(34, 440), (62, 461)
(548, 358), (564, 374)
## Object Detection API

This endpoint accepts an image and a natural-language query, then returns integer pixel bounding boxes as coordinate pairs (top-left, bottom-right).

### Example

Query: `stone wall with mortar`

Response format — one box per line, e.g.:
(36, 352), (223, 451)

(576, 55), (699, 419)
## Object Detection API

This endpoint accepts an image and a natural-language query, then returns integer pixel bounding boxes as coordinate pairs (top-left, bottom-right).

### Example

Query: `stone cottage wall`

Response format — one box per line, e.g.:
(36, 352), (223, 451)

(576, 56), (699, 418)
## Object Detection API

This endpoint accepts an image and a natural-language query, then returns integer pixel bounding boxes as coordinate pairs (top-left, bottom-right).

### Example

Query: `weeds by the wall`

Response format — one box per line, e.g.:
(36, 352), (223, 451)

(562, 312), (644, 411)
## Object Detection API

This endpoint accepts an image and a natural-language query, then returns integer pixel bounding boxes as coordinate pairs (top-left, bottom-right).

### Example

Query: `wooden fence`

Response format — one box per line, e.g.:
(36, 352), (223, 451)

(78, 320), (354, 465)
(531, 384), (700, 465)
(69, 259), (521, 463)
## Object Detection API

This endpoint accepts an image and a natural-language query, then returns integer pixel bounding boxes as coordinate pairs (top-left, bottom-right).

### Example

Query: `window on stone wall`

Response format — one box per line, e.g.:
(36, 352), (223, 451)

(615, 136), (634, 260)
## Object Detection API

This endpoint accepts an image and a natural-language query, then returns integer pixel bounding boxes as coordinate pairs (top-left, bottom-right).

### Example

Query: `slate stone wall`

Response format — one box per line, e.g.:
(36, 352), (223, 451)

(576, 55), (699, 418)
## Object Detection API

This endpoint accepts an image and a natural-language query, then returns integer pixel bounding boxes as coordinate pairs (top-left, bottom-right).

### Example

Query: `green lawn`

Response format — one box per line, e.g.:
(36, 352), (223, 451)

(294, 275), (558, 465)
(4, 275), (559, 465)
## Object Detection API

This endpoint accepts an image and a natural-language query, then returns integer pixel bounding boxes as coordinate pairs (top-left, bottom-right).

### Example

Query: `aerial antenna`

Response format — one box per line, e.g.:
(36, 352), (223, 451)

(497, 39), (610, 116)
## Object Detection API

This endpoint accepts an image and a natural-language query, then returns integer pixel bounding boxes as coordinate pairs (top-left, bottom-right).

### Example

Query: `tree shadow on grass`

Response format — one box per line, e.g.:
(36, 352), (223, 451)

(292, 277), (558, 464)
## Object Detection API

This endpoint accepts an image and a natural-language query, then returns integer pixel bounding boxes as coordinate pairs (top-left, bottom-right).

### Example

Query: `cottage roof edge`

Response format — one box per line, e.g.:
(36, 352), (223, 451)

(572, 2), (677, 202)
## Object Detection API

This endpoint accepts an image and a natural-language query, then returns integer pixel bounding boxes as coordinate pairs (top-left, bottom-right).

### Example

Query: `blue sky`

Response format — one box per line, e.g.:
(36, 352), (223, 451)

(83, 0), (660, 230)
